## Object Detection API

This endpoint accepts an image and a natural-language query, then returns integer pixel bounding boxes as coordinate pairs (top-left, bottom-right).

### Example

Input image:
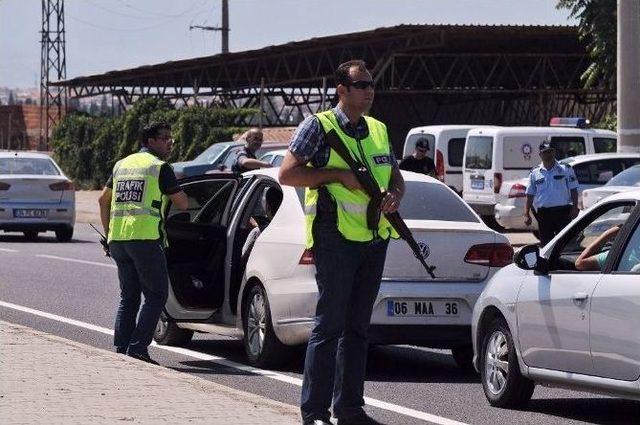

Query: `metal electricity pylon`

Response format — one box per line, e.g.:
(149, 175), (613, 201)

(40, 0), (67, 150)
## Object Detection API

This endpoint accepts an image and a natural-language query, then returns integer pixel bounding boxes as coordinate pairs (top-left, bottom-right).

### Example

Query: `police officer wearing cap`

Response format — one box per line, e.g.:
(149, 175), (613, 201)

(524, 140), (579, 245)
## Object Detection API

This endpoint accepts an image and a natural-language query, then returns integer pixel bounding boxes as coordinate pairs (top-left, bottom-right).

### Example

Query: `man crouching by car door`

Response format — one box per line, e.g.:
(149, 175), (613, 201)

(98, 122), (188, 365)
(279, 60), (404, 425)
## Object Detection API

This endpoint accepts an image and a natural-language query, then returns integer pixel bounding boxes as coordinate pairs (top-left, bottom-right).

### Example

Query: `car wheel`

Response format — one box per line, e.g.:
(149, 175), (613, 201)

(480, 318), (534, 408)
(23, 230), (39, 240)
(55, 226), (73, 242)
(153, 311), (193, 346)
(451, 345), (474, 371)
(243, 284), (290, 368)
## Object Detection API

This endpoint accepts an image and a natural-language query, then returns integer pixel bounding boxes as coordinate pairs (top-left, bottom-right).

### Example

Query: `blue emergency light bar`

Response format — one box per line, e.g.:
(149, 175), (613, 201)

(549, 117), (590, 128)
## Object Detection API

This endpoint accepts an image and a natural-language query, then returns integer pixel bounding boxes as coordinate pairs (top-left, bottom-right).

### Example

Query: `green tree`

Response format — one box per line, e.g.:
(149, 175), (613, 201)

(557, 0), (617, 88)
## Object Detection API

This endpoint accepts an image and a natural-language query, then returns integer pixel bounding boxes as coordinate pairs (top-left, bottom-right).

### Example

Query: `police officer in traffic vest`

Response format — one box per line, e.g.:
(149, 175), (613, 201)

(98, 122), (188, 364)
(280, 60), (404, 425)
(524, 141), (579, 246)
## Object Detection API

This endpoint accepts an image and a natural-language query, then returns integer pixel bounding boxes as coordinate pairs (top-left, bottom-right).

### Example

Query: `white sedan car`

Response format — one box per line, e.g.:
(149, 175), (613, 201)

(582, 165), (640, 210)
(494, 153), (640, 232)
(155, 168), (512, 368)
(472, 190), (640, 408)
(0, 152), (75, 241)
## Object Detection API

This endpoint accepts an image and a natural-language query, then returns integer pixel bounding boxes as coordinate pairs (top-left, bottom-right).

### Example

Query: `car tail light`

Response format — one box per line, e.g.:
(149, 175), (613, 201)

(299, 249), (314, 265)
(435, 149), (445, 182)
(464, 243), (513, 267)
(0, 182), (10, 190)
(49, 180), (75, 191)
(493, 172), (502, 194)
(508, 183), (527, 198)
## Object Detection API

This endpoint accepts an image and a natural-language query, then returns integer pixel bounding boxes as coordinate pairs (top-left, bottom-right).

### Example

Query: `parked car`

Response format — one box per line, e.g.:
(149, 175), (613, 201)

(403, 125), (498, 194)
(172, 141), (287, 178)
(494, 153), (640, 232)
(0, 152), (75, 241)
(472, 191), (640, 407)
(582, 165), (640, 210)
(153, 168), (512, 369)
(462, 120), (617, 220)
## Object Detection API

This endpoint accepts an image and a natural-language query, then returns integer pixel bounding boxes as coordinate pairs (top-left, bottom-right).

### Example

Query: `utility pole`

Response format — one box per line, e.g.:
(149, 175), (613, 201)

(617, 0), (640, 153)
(189, 0), (229, 53)
(40, 0), (67, 151)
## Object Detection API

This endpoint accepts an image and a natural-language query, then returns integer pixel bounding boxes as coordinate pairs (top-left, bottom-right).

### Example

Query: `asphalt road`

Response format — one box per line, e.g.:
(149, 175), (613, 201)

(1, 224), (639, 425)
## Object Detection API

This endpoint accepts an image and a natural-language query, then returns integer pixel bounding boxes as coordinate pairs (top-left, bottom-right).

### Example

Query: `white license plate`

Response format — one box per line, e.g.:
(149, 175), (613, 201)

(471, 179), (485, 190)
(13, 209), (48, 218)
(387, 299), (459, 317)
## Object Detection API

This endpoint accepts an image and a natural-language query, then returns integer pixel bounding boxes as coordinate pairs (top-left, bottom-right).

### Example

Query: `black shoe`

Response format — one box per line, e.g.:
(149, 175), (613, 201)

(337, 412), (382, 425)
(116, 346), (128, 354)
(127, 351), (159, 365)
(303, 418), (332, 425)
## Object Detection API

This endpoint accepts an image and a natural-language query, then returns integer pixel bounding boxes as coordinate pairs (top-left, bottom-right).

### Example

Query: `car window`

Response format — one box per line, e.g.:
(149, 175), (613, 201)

(616, 220), (640, 273)
(222, 147), (243, 171)
(399, 181), (479, 222)
(447, 138), (465, 167)
(0, 158), (60, 175)
(571, 159), (623, 185)
(593, 137), (617, 153)
(191, 144), (228, 165)
(606, 165), (640, 187)
(464, 136), (492, 170)
(259, 154), (273, 164)
(168, 179), (236, 225)
(552, 202), (635, 271)
(272, 155), (284, 167)
(549, 136), (586, 160)
(405, 133), (435, 159)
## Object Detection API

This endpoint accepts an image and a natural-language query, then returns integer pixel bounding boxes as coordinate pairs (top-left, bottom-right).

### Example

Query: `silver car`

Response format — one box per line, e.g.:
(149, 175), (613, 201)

(472, 190), (640, 407)
(0, 152), (75, 241)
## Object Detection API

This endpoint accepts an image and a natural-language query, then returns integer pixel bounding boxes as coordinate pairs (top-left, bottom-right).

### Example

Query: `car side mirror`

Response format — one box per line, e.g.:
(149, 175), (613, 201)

(514, 244), (548, 274)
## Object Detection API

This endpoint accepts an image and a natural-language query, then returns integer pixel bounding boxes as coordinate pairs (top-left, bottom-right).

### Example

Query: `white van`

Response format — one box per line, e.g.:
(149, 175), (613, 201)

(403, 125), (495, 194)
(462, 124), (617, 217)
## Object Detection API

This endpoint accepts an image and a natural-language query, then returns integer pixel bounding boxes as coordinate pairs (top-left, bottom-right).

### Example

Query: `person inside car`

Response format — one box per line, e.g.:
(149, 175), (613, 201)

(241, 187), (283, 261)
(575, 224), (622, 271)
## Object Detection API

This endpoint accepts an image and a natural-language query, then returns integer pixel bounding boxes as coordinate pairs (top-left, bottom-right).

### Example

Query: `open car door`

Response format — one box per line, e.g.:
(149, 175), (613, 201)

(163, 174), (240, 321)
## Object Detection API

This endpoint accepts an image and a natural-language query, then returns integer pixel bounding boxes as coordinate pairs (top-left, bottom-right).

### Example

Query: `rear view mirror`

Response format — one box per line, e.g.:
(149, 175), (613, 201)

(514, 244), (544, 271)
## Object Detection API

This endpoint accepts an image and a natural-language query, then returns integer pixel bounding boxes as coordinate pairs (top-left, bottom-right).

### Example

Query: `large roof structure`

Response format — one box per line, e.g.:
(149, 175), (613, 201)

(53, 24), (615, 151)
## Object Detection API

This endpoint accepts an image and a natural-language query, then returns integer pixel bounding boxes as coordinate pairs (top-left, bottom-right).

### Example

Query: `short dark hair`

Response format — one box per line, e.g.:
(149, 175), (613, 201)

(141, 122), (171, 146)
(335, 60), (368, 87)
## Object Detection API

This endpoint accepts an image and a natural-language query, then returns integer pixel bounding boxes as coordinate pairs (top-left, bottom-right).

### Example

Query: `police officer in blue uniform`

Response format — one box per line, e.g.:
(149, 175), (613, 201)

(524, 141), (579, 245)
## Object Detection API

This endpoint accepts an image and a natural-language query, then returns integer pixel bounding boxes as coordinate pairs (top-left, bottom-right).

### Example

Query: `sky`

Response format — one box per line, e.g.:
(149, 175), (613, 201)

(0, 0), (577, 88)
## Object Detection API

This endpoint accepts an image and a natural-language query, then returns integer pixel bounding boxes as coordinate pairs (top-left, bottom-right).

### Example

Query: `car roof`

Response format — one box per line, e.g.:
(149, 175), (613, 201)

(561, 152), (640, 165)
(245, 167), (441, 185)
(599, 188), (640, 202)
(0, 151), (54, 159)
(407, 125), (494, 136)
(263, 149), (288, 156)
(467, 126), (617, 137)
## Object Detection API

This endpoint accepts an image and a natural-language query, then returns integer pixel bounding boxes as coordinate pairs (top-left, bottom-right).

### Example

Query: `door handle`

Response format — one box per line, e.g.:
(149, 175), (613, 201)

(573, 292), (589, 302)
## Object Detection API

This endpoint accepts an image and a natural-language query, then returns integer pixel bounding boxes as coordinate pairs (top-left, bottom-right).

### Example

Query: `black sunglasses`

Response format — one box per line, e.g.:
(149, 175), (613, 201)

(346, 80), (375, 90)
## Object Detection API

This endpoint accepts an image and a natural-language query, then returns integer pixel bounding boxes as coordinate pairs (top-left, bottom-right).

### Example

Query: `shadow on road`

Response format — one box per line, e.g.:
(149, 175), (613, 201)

(0, 234), (93, 243)
(525, 396), (640, 425)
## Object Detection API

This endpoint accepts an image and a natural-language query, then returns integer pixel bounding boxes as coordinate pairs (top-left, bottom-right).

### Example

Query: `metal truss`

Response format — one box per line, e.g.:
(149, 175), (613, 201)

(40, 0), (66, 149)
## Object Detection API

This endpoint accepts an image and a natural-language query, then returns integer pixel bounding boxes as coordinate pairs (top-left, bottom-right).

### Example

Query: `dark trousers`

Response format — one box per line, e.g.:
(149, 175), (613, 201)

(534, 205), (572, 246)
(110, 240), (169, 355)
(301, 220), (389, 421)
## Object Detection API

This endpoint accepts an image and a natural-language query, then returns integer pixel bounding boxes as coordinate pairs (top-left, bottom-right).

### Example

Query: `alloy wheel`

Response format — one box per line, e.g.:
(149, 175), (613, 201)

(246, 292), (267, 357)
(485, 330), (510, 395)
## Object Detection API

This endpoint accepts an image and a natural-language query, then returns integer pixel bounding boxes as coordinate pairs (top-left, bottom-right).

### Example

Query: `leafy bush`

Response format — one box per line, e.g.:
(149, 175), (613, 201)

(51, 98), (254, 189)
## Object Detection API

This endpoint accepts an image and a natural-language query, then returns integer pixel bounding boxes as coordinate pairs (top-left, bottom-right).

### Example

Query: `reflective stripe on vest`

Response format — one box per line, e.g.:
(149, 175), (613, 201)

(108, 152), (166, 245)
(304, 110), (399, 247)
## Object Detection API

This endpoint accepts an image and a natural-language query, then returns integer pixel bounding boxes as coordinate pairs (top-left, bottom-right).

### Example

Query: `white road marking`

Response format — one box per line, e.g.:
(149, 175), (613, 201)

(0, 248), (19, 253)
(0, 300), (469, 425)
(35, 254), (117, 269)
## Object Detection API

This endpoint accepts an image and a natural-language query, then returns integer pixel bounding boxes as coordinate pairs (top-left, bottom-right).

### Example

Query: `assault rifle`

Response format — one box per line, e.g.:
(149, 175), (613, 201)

(325, 130), (436, 279)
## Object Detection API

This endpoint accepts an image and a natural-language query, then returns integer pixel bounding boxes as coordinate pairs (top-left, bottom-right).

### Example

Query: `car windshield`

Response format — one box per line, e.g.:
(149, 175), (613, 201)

(0, 157), (60, 175)
(191, 144), (228, 165)
(464, 136), (492, 169)
(606, 165), (640, 187)
(399, 181), (479, 222)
